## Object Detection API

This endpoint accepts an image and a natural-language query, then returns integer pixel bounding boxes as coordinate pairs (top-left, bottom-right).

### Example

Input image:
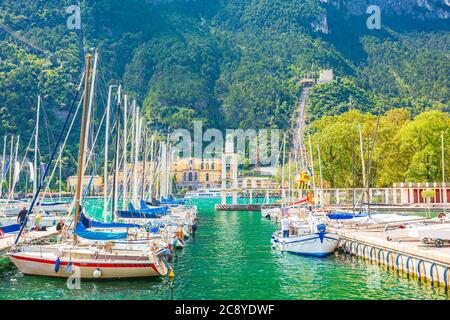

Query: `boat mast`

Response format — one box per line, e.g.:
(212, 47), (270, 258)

(132, 107), (140, 205)
(59, 146), (62, 201)
(288, 152), (292, 202)
(8, 135), (14, 198)
(281, 133), (286, 201)
(443, 131), (447, 214)
(33, 95), (40, 195)
(111, 85), (122, 218)
(352, 138), (355, 214)
(103, 84), (116, 221)
(141, 128), (148, 200)
(359, 124), (366, 206)
(0, 136), (6, 198)
(122, 94), (128, 209)
(74, 54), (92, 244)
(148, 133), (155, 199)
(308, 133), (317, 211)
(317, 143), (324, 207)
(131, 101), (136, 201)
(82, 50), (98, 177)
(11, 135), (20, 199)
(365, 111), (381, 217)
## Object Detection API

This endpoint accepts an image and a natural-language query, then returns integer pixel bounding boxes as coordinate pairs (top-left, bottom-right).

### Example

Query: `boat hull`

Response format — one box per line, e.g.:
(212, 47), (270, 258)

(271, 232), (339, 256)
(8, 253), (167, 279)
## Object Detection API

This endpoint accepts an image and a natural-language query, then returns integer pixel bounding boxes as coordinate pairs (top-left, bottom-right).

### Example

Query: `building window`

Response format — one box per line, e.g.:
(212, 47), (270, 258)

(189, 159), (193, 165)
(211, 161), (214, 170)
(206, 163), (210, 170)
(206, 173), (209, 181)
(194, 172), (198, 181)
(201, 162), (204, 170)
(188, 172), (193, 181)
(183, 172), (186, 181)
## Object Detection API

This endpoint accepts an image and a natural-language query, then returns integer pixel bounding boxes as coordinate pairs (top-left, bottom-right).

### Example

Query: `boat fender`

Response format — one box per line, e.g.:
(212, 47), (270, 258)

(444, 267), (449, 289)
(417, 260), (424, 280)
(317, 224), (326, 233)
(386, 251), (392, 268)
(54, 258), (61, 273)
(66, 262), (72, 273)
(395, 254), (402, 270)
(406, 256), (412, 274)
(430, 263), (437, 284)
(93, 268), (102, 278)
(438, 213), (446, 219)
(0, 229), (4, 237)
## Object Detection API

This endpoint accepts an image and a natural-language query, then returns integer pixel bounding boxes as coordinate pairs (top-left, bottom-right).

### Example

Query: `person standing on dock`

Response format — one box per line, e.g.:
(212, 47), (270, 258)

(281, 213), (290, 238)
(191, 216), (198, 238)
(17, 207), (28, 227)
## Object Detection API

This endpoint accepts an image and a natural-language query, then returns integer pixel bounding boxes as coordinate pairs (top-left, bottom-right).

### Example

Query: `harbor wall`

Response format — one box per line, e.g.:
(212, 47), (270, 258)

(339, 237), (450, 289)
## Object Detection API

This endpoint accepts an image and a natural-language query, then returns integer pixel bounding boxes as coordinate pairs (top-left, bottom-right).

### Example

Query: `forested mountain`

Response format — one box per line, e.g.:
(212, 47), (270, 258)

(0, 0), (448, 147)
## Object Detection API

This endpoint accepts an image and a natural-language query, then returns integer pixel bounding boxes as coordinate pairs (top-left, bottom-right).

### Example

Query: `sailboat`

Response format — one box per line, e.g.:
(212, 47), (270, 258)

(8, 52), (169, 279)
(271, 214), (339, 256)
(270, 133), (339, 256)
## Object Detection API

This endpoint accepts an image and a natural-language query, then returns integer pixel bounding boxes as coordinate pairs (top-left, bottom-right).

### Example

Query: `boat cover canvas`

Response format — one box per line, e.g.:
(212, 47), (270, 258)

(79, 213), (140, 229)
(37, 201), (68, 206)
(0, 223), (20, 234)
(327, 212), (369, 220)
(139, 200), (169, 214)
(74, 223), (128, 240)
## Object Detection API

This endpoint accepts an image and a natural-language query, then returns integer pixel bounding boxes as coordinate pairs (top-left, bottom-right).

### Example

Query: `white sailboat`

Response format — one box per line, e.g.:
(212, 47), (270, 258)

(271, 214), (339, 256)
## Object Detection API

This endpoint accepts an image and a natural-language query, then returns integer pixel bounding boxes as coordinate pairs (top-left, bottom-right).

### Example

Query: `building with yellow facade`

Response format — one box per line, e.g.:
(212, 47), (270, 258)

(172, 157), (222, 190)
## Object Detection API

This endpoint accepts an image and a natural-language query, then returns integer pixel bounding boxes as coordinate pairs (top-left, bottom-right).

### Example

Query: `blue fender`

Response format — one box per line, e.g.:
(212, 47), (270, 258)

(54, 258), (61, 273)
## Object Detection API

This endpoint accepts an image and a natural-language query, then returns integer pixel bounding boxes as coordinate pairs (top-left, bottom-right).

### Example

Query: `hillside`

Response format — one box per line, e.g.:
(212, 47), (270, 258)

(0, 0), (448, 146)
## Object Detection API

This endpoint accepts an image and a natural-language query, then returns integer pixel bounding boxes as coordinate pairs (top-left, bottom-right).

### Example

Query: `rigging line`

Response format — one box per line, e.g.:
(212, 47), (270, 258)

(66, 106), (107, 215)
(39, 97), (56, 151)
(10, 128), (35, 196)
(39, 94), (84, 203)
(0, 22), (50, 55)
(15, 71), (85, 244)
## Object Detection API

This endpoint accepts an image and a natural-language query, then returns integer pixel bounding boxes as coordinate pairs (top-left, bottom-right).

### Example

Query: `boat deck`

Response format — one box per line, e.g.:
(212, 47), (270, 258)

(0, 227), (59, 253)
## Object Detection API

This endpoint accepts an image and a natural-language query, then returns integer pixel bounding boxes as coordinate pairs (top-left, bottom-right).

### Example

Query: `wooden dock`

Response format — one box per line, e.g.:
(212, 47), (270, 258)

(335, 227), (450, 288)
(0, 227), (59, 253)
(215, 204), (280, 211)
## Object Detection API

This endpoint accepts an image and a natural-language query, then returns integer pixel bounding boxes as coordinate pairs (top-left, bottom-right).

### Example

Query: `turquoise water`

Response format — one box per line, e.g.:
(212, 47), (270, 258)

(0, 199), (448, 300)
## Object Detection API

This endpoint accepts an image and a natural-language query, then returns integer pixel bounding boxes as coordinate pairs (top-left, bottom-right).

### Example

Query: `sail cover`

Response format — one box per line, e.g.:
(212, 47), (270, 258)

(74, 223), (128, 240)
(0, 224), (20, 234)
(79, 213), (141, 229)
(115, 202), (169, 219)
(116, 209), (161, 219)
(327, 212), (368, 220)
(139, 200), (169, 214)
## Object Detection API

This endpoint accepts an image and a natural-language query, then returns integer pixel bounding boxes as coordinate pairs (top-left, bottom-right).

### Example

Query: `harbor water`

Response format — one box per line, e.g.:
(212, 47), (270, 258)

(0, 199), (448, 300)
